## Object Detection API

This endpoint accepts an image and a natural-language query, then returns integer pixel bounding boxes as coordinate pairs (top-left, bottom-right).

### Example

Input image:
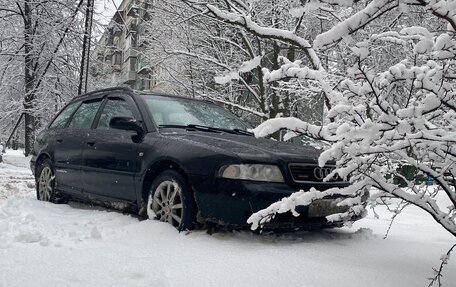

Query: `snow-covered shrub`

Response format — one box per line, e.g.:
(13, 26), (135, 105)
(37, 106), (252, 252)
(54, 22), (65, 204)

(202, 0), (456, 238)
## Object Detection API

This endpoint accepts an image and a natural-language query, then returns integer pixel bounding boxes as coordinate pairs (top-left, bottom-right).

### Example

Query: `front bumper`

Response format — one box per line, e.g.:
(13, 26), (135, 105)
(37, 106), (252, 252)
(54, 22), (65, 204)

(189, 175), (365, 229)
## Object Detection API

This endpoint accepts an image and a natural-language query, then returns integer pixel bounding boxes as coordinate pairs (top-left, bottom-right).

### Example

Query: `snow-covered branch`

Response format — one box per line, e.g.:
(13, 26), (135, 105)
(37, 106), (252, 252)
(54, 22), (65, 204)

(243, 0), (456, 239)
(205, 4), (323, 70)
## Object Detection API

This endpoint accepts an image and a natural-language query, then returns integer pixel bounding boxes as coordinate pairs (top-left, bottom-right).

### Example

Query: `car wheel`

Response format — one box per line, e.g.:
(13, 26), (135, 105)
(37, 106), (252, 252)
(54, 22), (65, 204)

(147, 170), (195, 231)
(36, 159), (56, 202)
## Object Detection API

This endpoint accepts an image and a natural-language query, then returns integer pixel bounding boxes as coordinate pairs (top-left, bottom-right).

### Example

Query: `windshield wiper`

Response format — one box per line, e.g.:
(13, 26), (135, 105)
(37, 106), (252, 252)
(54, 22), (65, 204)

(158, 124), (190, 129)
(232, 128), (254, 136)
(158, 124), (253, 136)
(186, 124), (254, 136)
(158, 124), (220, 133)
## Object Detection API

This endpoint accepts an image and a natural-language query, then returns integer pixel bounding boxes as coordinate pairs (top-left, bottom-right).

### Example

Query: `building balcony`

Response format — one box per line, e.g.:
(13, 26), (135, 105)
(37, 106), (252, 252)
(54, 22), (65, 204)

(120, 70), (137, 84)
(137, 61), (151, 74)
(127, 22), (138, 35)
(127, 1), (139, 17)
(124, 48), (137, 59)
(105, 29), (114, 45)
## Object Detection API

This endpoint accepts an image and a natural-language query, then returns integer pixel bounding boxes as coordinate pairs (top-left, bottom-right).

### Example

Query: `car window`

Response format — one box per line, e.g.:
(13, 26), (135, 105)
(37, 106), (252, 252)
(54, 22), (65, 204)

(143, 96), (249, 130)
(96, 98), (135, 129)
(67, 100), (102, 129)
(49, 101), (79, 129)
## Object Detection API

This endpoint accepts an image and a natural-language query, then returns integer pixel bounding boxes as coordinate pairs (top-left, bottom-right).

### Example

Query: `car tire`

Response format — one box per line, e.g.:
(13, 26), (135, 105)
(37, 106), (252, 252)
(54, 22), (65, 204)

(36, 159), (56, 202)
(147, 170), (195, 231)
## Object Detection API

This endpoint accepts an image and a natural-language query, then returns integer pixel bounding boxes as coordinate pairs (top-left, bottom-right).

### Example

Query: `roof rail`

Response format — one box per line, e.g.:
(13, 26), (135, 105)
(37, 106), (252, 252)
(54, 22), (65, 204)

(75, 86), (134, 98)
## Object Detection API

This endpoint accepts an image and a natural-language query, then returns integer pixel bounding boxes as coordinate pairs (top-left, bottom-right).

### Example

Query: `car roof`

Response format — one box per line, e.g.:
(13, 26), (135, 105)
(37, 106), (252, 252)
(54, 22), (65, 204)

(137, 91), (214, 104)
(71, 86), (133, 102)
(72, 87), (213, 104)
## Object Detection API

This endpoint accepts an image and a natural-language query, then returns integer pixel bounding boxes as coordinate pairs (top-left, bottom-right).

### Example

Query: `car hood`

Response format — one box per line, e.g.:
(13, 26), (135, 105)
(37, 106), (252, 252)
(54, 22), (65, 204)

(160, 130), (321, 163)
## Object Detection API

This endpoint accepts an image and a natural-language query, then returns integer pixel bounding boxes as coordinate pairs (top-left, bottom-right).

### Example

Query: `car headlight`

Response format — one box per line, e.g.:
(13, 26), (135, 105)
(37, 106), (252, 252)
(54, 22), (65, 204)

(218, 164), (284, 182)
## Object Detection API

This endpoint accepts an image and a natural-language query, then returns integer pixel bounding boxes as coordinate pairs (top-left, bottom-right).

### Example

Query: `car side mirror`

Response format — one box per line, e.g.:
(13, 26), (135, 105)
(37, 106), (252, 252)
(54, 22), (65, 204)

(109, 117), (144, 142)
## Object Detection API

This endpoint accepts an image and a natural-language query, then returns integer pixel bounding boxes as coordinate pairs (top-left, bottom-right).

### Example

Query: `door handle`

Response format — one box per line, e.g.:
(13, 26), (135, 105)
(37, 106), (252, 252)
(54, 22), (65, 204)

(56, 139), (62, 143)
(87, 141), (95, 147)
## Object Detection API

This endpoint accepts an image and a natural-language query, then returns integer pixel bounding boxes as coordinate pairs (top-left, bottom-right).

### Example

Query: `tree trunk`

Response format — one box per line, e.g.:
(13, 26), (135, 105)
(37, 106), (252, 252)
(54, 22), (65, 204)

(78, 0), (94, 95)
(23, 0), (35, 156)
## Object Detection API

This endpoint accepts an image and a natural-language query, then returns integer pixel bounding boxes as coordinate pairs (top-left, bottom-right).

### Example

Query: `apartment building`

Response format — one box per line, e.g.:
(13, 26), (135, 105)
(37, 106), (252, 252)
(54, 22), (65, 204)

(93, 0), (155, 90)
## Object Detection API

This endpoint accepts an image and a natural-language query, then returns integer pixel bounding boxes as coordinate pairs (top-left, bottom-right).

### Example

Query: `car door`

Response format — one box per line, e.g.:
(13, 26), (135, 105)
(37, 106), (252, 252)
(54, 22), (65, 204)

(47, 101), (80, 193)
(82, 93), (141, 201)
(54, 98), (103, 195)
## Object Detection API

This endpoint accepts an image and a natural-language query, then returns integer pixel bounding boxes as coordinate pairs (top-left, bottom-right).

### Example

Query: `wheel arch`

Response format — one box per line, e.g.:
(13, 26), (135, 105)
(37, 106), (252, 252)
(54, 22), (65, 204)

(141, 159), (194, 203)
(34, 152), (52, 177)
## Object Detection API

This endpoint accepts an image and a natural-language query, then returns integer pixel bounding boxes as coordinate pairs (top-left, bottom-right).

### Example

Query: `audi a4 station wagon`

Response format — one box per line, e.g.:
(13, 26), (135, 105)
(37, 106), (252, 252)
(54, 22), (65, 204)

(31, 87), (366, 231)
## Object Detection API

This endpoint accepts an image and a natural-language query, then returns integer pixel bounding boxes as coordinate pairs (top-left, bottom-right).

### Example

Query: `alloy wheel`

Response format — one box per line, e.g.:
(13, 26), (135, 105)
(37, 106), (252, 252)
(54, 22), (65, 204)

(38, 166), (53, 201)
(150, 180), (184, 227)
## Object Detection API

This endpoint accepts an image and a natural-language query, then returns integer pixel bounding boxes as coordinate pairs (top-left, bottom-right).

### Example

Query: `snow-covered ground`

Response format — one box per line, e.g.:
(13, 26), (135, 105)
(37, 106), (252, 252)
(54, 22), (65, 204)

(0, 150), (454, 287)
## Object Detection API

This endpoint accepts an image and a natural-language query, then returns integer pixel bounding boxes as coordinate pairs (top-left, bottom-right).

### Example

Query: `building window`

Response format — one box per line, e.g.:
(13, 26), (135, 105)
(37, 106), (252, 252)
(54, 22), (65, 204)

(113, 52), (122, 65)
(140, 72), (155, 91)
(105, 54), (112, 64)
(129, 58), (137, 71)
(125, 33), (137, 51)
(131, 33), (137, 47)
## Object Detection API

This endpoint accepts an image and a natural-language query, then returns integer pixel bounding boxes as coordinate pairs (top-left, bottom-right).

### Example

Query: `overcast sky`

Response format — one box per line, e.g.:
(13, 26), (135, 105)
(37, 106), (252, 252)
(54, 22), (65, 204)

(94, 0), (123, 26)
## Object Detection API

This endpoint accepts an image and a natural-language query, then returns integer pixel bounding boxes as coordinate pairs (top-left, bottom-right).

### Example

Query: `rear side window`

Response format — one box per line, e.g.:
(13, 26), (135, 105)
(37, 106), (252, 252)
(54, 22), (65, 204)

(96, 98), (135, 129)
(68, 100), (102, 129)
(49, 102), (79, 129)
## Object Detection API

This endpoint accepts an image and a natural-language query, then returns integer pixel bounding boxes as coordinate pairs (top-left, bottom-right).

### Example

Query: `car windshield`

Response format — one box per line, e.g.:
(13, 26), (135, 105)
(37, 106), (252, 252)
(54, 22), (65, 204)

(142, 95), (250, 131)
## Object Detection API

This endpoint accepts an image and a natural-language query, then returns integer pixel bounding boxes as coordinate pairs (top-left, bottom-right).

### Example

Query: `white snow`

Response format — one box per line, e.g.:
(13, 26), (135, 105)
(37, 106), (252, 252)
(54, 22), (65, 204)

(214, 72), (239, 85)
(238, 56), (262, 73)
(206, 5), (322, 70)
(289, 2), (321, 18)
(214, 56), (262, 85)
(0, 150), (455, 287)
(313, 0), (391, 49)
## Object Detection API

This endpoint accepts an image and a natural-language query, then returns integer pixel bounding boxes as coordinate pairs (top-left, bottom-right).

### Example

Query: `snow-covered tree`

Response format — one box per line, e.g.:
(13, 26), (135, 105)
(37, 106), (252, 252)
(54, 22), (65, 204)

(134, 0), (327, 124)
(0, 0), (87, 154)
(199, 0), (456, 243)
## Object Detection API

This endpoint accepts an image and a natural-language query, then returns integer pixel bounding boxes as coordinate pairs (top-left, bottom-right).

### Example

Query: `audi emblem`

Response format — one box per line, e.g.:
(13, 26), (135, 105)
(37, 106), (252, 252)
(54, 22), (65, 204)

(313, 167), (333, 180)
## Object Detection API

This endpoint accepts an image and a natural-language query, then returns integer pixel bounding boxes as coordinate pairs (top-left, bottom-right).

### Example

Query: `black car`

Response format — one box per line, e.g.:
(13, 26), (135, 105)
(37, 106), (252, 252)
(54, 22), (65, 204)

(31, 87), (365, 231)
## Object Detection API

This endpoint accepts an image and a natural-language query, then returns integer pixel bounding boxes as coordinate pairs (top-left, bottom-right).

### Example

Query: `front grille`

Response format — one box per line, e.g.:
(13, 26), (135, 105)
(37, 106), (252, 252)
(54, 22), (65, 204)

(289, 164), (342, 183)
(262, 211), (345, 231)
